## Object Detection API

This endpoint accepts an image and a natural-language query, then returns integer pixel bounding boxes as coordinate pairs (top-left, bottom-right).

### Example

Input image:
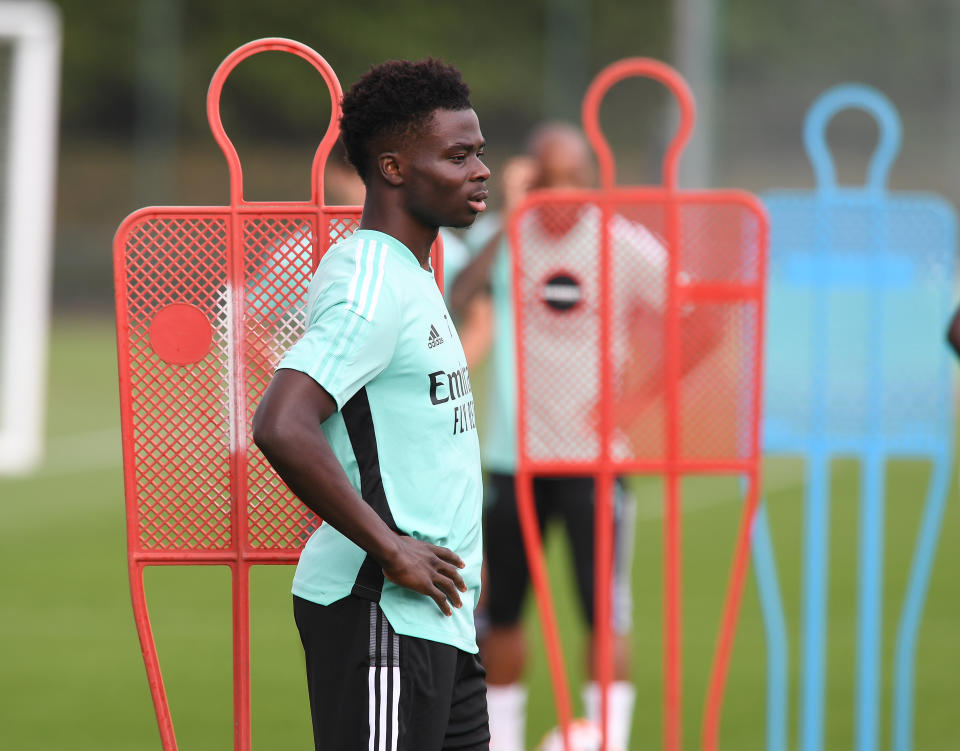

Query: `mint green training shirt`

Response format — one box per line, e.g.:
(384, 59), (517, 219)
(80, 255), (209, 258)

(278, 229), (483, 653)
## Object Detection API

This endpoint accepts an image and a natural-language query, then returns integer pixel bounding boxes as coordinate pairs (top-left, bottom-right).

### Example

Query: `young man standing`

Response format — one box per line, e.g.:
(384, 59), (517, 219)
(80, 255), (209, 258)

(253, 59), (490, 750)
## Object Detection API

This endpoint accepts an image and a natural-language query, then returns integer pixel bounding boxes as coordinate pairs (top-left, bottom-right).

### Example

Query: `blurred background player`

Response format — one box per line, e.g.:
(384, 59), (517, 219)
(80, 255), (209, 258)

(450, 123), (643, 751)
(452, 122), (723, 751)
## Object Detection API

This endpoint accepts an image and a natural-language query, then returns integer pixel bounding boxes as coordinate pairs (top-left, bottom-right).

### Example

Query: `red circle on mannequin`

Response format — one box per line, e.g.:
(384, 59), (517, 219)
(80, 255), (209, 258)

(149, 303), (213, 365)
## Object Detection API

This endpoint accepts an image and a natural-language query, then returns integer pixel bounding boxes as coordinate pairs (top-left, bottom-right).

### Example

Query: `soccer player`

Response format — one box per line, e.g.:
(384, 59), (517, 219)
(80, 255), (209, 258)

(252, 59), (490, 750)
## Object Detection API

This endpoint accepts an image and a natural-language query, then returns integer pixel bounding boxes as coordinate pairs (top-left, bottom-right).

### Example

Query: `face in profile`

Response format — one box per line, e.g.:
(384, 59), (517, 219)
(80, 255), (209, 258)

(398, 108), (490, 229)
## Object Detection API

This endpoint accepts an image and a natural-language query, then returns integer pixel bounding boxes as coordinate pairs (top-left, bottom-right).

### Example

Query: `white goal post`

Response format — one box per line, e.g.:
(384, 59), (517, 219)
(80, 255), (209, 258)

(0, 1), (61, 474)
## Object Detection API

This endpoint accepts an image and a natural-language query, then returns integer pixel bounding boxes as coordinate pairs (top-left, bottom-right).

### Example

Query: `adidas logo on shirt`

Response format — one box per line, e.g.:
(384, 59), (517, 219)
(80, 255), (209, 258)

(427, 324), (444, 349)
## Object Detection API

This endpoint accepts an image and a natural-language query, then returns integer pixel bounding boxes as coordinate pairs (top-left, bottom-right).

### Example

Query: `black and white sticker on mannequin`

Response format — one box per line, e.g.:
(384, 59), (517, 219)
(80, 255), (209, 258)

(540, 272), (583, 312)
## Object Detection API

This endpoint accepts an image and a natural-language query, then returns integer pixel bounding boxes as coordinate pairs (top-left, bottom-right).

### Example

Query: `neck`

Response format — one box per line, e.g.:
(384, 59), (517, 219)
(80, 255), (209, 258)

(358, 190), (437, 270)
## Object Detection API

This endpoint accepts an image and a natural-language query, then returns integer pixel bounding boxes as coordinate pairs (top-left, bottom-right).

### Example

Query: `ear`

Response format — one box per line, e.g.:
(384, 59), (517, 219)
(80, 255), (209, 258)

(376, 152), (403, 186)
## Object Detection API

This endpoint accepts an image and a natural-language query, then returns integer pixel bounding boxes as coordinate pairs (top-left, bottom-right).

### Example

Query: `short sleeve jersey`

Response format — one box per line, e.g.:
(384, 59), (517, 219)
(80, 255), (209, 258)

(279, 229), (483, 653)
(481, 207), (667, 472)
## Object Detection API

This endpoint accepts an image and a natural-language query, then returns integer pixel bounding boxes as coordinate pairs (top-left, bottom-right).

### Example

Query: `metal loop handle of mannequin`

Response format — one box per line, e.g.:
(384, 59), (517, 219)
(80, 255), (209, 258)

(206, 37), (343, 207)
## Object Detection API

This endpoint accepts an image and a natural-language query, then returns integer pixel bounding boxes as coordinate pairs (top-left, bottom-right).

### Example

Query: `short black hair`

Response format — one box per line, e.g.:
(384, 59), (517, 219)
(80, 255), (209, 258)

(340, 58), (472, 181)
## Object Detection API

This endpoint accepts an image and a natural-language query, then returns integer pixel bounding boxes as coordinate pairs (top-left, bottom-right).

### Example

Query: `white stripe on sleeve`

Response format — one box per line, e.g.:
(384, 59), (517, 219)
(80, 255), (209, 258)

(365, 243), (388, 319)
(353, 240), (379, 318)
(347, 238), (366, 311)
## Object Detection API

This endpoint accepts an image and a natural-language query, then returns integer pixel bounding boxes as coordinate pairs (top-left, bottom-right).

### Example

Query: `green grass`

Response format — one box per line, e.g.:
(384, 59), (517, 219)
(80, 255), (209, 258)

(1, 317), (957, 749)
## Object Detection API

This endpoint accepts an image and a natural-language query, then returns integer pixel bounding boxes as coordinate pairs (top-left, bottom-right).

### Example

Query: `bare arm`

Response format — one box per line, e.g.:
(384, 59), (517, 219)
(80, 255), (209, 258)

(947, 304), (960, 359)
(252, 368), (466, 615)
(619, 304), (724, 415)
(448, 156), (538, 317)
(447, 228), (503, 316)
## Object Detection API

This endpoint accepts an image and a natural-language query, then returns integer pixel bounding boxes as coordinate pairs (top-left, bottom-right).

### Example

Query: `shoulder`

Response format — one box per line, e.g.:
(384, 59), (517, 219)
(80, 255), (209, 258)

(307, 234), (398, 322)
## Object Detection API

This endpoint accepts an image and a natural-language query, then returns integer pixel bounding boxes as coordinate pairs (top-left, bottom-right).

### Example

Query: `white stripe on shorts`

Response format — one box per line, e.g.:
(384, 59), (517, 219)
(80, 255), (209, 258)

(368, 664), (377, 751)
(390, 664), (400, 751)
(369, 603), (400, 751)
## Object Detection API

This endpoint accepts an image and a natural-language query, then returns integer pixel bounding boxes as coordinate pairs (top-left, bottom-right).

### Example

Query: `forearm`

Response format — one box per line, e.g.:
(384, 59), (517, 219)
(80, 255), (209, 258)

(255, 421), (400, 567)
(256, 411), (465, 614)
(448, 229), (502, 316)
(620, 307), (722, 408)
(253, 343), (466, 614)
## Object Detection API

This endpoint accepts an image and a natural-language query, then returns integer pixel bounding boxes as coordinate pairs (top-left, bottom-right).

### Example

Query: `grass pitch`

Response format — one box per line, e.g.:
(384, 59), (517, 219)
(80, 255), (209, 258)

(0, 317), (957, 749)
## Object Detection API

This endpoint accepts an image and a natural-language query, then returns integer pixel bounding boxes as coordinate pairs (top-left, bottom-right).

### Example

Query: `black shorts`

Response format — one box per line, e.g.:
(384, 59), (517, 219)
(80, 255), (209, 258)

(483, 472), (635, 631)
(294, 594), (489, 751)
